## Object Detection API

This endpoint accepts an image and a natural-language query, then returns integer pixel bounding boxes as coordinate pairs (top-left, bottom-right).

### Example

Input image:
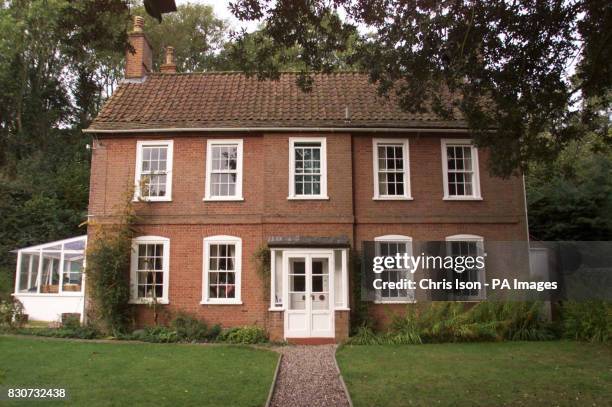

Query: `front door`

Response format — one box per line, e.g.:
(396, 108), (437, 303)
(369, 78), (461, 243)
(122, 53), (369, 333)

(283, 251), (334, 338)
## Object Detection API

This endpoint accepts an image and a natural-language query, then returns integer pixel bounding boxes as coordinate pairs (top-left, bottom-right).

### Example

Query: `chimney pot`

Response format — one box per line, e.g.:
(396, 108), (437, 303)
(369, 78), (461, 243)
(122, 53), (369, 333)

(133, 16), (144, 32)
(161, 46), (177, 74)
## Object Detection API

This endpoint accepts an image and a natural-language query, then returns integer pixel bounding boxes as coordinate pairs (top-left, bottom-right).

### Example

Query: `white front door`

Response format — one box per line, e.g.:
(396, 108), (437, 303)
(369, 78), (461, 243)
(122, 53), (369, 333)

(283, 251), (334, 338)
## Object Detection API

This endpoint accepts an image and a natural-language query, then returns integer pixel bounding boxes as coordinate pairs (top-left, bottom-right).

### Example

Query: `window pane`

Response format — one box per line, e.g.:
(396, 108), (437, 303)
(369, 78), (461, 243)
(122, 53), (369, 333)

(62, 254), (83, 292)
(18, 253), (40, 293)
(40, 253), (60, 293)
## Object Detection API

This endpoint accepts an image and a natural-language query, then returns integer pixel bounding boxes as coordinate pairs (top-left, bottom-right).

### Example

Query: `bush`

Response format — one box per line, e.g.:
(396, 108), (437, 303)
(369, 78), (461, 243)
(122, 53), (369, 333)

(130, 326), (178, 343)
(18, 325), (100, 340)
(217, 326), (268, 344)
(61, 314), (81, 331)
(128, 314), (222, 343)
(171, 313), (221, 342)
(562, 301), (611, 342)
(86, 195), (136, 334)
(0, 298), (26, 329)
(347, 325), (383, 345)
(207, 323), (222, 340)
(348, 302), (555, 345)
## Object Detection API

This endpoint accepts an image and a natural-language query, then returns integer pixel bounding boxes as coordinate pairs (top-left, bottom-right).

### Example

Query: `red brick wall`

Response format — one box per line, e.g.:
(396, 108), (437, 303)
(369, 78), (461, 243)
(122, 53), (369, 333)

(125, 32), (152, 79)
(88, 132), (528, 334)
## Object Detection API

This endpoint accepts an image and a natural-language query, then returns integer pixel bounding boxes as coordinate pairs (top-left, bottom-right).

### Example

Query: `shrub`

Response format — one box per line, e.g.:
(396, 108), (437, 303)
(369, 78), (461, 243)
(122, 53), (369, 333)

(348, 302), (555, 345)
(86, 194), (136, 334)
(131, 326), (178, 343)
(171, 313), (209, 342)
(562, 301), (611, 342)
(217, 326), (268, 344)
(18, 325), (100, 340)
(207, 323), (222, 340)
(347, 325), (383, 345)
(61, 314), (82, 331)
(0, 298), (26, 329)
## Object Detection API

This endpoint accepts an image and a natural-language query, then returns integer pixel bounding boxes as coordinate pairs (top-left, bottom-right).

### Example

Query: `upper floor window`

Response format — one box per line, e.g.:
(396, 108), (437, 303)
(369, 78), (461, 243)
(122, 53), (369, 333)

(202, 236), (242, 305)
(130, 236), (170, 304)
(288, 138), (328, 199)
(134, 140), (173, 201)
(374, 235), (415, 303)
(204, 140), (243, 201)
(445, 234), (486, 300)
(373, 139), (412, 200)
(441, 139), (481, 200)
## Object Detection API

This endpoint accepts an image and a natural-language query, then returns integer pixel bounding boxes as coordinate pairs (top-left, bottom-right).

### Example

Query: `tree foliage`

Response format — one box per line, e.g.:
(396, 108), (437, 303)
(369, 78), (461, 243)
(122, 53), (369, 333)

(526, 131), (612, 240)
(85, 195), (136, 334)
(229, 0), (612, 175)
(0, 0), (130, 295)
(133, 2), (228, 72)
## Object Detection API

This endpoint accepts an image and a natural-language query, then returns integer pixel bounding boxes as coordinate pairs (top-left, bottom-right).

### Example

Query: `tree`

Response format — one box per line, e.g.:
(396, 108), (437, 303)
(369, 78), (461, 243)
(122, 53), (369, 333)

(0, 0), (131, 296)
(526, 128), (612, 240)
(133, 2), (228, 72)
(229, 0), (612, 176)
(217, 12), (359, 84)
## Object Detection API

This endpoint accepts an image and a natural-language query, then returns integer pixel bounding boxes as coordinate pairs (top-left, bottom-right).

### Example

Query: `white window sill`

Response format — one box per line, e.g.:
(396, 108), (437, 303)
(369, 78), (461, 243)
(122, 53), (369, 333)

(334, 307), (351, 311)
(268, 307), (284, 312)
(203, 197), (244, 202)
(372, 196), (414, 201)
(374, 300), (417, 304)
(287, 195), (329, 200)
(129, 299), (170, 305)
(200, 300), (243, 305)
(443, 196), (483, 201)
(132, 198), (173, 203)
(14, 292), (84, 297)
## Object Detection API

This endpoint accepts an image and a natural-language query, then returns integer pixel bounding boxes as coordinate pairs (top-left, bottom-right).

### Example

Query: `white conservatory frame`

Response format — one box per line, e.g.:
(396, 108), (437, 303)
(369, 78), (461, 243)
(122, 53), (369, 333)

(13, 235), (87, 322)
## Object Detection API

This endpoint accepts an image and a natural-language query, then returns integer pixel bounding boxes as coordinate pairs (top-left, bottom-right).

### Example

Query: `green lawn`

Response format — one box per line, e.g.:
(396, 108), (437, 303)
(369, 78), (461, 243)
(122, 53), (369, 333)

(0, 336), (278, 407)
(337, 341), (612, 407)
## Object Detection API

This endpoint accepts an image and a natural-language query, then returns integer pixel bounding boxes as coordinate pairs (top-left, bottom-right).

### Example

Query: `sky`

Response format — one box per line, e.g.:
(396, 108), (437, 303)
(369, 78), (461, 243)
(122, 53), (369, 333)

(174, 0), (259, 32)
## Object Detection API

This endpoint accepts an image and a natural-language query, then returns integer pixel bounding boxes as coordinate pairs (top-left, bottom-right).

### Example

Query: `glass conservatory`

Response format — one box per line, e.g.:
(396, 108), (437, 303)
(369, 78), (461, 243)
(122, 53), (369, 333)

(13, 236), (87, 322)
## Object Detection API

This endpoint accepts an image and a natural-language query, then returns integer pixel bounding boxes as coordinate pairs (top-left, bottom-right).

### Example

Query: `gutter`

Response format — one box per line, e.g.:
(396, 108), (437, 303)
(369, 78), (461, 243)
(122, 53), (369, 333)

(82, 126), (474, 134)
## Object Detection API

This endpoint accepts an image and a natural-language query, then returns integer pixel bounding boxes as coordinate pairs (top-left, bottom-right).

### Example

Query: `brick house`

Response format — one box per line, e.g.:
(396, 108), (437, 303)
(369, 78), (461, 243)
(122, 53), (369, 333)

(13, 17), (528, 341)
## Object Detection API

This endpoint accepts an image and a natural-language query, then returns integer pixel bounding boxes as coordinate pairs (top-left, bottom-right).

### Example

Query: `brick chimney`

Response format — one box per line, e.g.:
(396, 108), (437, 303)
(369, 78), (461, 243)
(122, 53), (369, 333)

(125, 16), (153, 79)
(160, 46), (177, 74)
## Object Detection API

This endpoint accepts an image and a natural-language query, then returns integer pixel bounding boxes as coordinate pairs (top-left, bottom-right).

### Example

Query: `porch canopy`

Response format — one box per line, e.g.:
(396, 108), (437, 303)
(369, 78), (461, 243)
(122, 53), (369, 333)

(267, 235), (350, 249)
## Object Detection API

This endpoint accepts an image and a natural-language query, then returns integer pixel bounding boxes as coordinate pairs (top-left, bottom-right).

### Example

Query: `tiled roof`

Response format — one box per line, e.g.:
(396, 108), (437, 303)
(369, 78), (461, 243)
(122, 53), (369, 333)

(88, 72), (466, 131)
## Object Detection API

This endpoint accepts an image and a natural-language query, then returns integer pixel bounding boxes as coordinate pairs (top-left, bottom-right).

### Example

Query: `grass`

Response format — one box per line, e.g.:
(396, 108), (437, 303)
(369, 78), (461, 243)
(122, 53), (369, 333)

(337, 341), (612, 407)
(0, 336), (278, 407)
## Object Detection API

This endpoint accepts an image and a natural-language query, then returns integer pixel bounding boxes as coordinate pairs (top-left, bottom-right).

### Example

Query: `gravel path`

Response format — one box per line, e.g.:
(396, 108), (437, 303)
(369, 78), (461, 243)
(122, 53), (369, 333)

(269, 345), (350, 407)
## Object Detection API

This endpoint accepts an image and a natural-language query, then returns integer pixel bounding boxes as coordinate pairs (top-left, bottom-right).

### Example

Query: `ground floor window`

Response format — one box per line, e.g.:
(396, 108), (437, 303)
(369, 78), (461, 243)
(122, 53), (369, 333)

(202, 236), (242, 304)
(374, 235), (415, 302)
(446, 234), (486, 300)
(130, 236), (170, 304)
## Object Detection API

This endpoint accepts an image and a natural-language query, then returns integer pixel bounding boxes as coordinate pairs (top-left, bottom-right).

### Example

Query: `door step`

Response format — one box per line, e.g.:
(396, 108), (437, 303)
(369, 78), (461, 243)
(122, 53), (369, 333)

(287, 337), (336, 345)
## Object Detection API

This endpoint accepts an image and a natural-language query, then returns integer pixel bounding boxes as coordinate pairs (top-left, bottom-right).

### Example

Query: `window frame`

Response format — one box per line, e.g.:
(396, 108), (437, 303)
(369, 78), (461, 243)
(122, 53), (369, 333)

(374, 235), (415, 304)
(441, 139), (482, 200)
(201, 235), (242, 305)
(130, 236), (170, 304)
(288, 137), (328, 200)
(204, 139), (244, 201)
(372, 138), (412, 200)
(134, 140), (174, 202)
(445, 234), (486, 300)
